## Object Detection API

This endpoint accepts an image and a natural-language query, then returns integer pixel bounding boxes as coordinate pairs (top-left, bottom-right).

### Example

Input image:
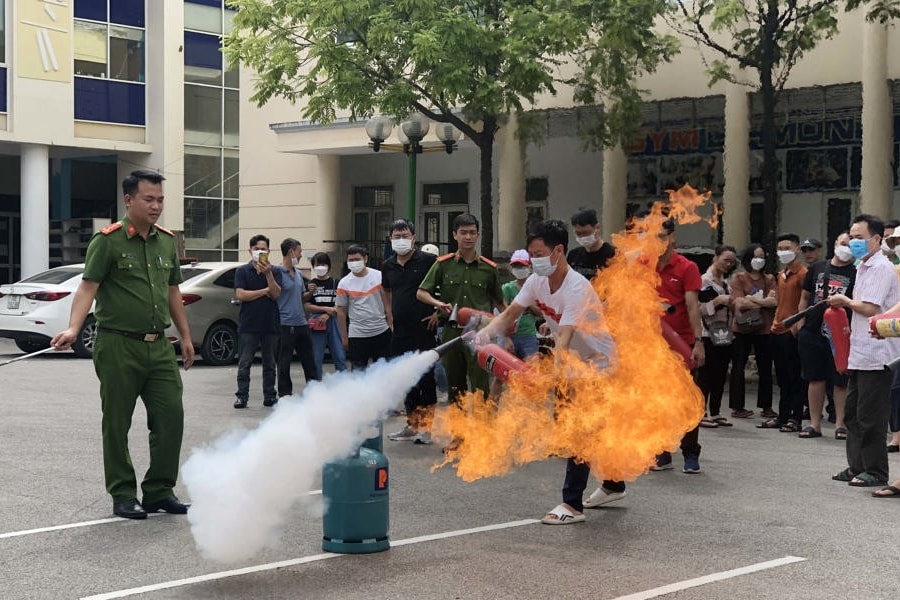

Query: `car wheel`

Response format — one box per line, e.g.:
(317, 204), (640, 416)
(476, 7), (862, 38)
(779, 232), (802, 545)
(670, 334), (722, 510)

(201, 322), (238, 366)
(15, 339), (49, 353)
(73, 315), (98, 358)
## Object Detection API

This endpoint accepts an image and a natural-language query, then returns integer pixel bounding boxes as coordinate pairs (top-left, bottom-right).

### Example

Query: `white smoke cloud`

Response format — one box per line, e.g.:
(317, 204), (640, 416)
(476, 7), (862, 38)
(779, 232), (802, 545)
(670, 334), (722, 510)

(182, 351), (437, 563)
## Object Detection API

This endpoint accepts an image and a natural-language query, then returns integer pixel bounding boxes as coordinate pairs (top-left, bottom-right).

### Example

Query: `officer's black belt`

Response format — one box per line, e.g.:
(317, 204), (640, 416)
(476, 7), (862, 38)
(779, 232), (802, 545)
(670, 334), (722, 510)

(98, 327), (165, 342)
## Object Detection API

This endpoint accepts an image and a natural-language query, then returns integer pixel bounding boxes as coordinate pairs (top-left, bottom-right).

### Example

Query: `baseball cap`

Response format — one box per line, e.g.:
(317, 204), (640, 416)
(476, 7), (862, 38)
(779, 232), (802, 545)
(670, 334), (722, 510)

(510, 249), (530, 265)
(420, 243), (440, 256)
(800, 238), (822, 250)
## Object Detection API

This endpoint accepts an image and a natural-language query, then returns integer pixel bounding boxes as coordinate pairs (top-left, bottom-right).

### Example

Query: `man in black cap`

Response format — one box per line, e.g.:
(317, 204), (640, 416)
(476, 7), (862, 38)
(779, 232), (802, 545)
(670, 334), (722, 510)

(800, 238), (823, 266)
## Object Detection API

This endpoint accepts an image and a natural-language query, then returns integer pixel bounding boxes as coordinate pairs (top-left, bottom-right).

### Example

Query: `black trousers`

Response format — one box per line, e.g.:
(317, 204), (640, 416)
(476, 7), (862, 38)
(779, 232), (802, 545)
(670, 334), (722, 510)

(772, 332), (807, 425)
(890, 368), (900, 434)
(845, 369), (892, 481)
(729, 333), (774, 411)
(348, 329), (392, 371)
(698, 338), (733, 416)
(390, 331), (437, 415)
(277, 324), (319, 397)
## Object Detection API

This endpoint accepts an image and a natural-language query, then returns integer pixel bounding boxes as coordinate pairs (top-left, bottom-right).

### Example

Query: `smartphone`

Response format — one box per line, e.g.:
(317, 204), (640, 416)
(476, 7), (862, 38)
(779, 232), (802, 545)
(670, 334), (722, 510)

(258, 251), (269, 265)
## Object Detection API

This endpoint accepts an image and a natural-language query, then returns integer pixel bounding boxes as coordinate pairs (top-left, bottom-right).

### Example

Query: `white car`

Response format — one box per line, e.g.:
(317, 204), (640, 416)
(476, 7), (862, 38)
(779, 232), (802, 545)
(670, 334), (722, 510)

(0, 265), (97, 357)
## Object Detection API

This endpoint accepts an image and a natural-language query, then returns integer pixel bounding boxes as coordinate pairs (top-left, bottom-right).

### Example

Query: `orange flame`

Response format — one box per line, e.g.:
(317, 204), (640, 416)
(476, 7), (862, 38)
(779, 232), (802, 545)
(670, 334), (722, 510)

(432, 184), (711, 482)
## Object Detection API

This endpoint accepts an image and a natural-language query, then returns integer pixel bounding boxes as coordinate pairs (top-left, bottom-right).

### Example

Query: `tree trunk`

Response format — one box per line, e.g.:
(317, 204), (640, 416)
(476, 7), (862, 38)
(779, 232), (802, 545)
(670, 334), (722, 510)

(760, 2), (779, 261)
(478, 116), (497, 258)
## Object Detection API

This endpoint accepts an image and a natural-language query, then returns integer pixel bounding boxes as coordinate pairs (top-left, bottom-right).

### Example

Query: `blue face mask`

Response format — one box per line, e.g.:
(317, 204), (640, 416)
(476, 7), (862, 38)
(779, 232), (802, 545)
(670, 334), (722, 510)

(848, 238), (870, 260)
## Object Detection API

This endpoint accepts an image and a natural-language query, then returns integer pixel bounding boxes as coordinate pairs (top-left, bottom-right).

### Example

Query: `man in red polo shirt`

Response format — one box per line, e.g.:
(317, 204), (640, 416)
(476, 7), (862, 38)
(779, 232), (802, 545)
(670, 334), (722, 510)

(639, 213), (705, 473)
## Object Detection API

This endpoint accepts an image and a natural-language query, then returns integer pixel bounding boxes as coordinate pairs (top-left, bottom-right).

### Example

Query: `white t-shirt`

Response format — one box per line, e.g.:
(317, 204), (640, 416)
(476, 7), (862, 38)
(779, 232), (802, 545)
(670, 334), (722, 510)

(513, 268), (616, 368)
(335, 268), (390, 338)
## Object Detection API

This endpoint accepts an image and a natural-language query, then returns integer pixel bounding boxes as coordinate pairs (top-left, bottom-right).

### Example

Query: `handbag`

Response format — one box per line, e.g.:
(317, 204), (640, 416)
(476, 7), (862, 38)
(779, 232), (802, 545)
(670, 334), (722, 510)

(732, 309), (764, 333)
(309, 315), (328, 331)
(706, 319), (735, 346)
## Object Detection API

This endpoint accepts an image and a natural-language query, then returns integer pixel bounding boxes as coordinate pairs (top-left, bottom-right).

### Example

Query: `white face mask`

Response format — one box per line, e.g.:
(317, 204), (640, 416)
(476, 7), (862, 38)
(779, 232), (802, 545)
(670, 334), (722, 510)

(531, 254), (558, 277)
(882, 239), (895, 255)
(834, 246), (854, 262)
(347, 260), (365, 274)
(510, 266), (531, 280)
(777, 250), (796, 265)
(391, 238), (413, 255)
(313, 265), (329, 277)
(291, 256), (300, 267)
(750, 257), (766, 271)
(575, 234), (597, 249)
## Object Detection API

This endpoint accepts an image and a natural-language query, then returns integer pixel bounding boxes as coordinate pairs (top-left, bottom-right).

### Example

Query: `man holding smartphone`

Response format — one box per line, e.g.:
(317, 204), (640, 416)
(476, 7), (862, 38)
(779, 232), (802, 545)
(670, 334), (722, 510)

(234, 234), (281, 408)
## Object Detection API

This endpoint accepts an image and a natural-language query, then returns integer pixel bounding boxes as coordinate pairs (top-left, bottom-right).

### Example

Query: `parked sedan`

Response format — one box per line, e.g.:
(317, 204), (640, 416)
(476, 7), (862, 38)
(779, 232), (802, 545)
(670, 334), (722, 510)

(166, 262), (244, 366)
(0, 265), (97, 357)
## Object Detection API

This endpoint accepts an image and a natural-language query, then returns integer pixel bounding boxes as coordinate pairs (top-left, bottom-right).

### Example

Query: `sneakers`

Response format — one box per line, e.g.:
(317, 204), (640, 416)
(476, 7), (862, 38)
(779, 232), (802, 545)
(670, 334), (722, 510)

(263, 397), (278, 407)
(583, 487), (626, 508)
(413, 431), (433, 445)
(234, 398), (248, 409)
(683, 455), (701, 474)
(651, 452), (673, 471)
(387, 426), (418, 442)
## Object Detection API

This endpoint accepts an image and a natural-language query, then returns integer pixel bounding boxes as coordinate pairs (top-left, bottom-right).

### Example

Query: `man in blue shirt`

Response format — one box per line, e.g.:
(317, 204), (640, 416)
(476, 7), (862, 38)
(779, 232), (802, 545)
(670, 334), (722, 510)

(234, 234), (281, 409)
(274, 238), (320, 399)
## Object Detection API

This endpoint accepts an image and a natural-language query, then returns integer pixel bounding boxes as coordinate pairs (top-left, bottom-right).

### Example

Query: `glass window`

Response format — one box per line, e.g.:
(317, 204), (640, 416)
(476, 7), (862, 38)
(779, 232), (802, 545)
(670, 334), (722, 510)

(184, 197), (222, 244)
(74, 0), (107, 22)
(184, 146), (222, 197)
(185, 2), (222, 34)
(0, 68), (7, 113)
(224, 61), (239, 89)
(109, 26), (144, 82)
(74, 21), (108, 78)
(74, 77), (145, 125)
(224, 9), (236, 34)
(0, 1), (6, 63)
(223, 149), (239, 199)
(110, 0), (145, 28)
(224, 199), (239, 249)
(423, 183), (468, 205)
(354, 186), (394, 208)
(224, 89), (239, 147)
(184, 32), (222, 85)
(185, 85), (223, 145)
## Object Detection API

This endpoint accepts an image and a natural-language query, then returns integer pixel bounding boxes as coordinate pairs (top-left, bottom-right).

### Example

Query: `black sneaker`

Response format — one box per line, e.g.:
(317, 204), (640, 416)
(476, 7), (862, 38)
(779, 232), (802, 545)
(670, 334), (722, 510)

(263, 397), (278, 407)
(234, 398), (248, 409)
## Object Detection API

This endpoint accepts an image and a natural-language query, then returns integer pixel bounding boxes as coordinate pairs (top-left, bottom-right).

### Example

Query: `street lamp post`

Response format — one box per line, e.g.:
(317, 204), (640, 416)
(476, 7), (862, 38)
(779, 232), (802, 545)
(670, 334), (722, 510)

(398, 114), (430, 223)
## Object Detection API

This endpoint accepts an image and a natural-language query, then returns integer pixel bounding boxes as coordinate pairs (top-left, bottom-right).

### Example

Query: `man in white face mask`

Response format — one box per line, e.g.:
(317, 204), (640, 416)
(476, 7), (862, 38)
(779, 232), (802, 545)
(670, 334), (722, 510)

(567, 208), (615, 281)
(882, 219), (900, 265)
(335, 245), (392, 371)
(381, 219), (439, 445)
(759, 233), (808, 432)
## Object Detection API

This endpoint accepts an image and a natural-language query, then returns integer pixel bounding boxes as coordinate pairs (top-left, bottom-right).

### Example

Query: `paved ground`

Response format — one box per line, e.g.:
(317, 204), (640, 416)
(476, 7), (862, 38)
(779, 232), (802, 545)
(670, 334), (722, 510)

(1, 338), (898, 600)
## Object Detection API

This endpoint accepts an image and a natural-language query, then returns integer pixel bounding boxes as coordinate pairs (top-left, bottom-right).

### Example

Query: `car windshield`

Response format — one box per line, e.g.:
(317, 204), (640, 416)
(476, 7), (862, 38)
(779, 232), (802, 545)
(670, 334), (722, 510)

(181, 268), (211, 282)
(19, 268), (84, 285)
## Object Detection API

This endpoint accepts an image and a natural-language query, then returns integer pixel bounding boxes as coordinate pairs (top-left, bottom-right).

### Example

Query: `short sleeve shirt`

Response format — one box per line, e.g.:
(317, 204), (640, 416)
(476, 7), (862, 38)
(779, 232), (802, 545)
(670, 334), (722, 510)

(336, 268), (389, 338)
(418, 253), (503, 319)
(82, 217), (182, 332)
(566, 243), (616, 281)
(272, 265), (308, 326)
(235, 262), (280, 334)
(309, 276), (337, 308)
(772, 262), (808, 334)
(658, 252), (702, 346)
(502, 280), (537, 336)
(801, 260), (855, 333)
(381, 250), (436, 336)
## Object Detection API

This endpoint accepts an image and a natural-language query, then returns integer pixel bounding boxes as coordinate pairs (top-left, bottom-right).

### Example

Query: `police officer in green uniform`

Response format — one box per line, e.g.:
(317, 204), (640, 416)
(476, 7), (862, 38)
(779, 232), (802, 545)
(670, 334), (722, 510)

(52, 170), (195, 520)
(417, 214), (504, 411)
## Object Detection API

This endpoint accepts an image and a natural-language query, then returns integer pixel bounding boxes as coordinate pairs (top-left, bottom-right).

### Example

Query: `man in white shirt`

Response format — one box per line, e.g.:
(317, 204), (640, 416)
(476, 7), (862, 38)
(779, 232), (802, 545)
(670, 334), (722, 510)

(474, 219), (616, 524)
(827, 214), (900, 488)
(335, 245), (392, 371)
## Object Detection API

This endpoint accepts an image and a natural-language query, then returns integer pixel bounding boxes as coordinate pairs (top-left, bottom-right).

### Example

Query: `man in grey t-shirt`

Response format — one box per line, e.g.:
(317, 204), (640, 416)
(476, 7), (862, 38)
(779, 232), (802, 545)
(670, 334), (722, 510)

(335, 245), (393, 370)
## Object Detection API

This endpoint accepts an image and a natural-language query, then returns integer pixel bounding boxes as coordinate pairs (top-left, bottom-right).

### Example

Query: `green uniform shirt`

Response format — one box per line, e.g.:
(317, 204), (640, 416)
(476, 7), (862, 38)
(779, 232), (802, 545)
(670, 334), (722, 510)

(83, 217), (182, 332)
(502, 280), (537, 336)
(419, 252), (503, 316)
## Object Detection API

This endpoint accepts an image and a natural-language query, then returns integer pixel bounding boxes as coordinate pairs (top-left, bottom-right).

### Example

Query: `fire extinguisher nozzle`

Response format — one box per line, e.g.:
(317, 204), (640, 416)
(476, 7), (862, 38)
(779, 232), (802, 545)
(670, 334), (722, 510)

(431, 336), (464, 358)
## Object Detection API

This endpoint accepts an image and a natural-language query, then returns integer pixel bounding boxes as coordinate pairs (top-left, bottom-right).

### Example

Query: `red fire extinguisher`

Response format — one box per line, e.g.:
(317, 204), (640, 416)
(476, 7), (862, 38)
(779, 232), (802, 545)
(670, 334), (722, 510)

(472, 343), (529, 382)
(661, 321), (695, 369)
(824, 306), (850, 374)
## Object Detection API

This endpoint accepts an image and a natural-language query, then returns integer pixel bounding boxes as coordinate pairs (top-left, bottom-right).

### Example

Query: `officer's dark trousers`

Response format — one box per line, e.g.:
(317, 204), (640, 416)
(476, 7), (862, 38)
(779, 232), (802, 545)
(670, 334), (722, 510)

(440, 325), (489, 403)
(236, 332), (278, 403)
(93, 332), (183, 503)
(845, 369), (892, 482)
(277, 324), (319, 396)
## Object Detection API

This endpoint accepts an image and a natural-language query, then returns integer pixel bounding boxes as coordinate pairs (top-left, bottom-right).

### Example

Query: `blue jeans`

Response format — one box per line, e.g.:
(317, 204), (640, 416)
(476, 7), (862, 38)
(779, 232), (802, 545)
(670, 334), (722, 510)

(511, 334), (539, 359)
(311, 317), (346, 379)
(236, 332), (278, 402)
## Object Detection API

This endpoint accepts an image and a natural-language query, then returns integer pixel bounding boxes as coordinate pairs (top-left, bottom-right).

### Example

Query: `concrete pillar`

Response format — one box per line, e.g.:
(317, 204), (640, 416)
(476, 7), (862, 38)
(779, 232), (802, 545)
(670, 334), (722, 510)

(21, 144), (50, 278)
(497, 112), (526, 251)
(723, 82), (751, 248)
(316, 155), (340, 255)
(601, 144), (627, 238)
(860, 19), (892, 219)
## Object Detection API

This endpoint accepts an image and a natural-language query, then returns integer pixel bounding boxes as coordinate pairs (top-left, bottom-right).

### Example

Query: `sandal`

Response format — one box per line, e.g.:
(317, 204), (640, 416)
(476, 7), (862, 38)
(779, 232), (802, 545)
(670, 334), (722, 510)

(541, 503), (586, 525)
(699, 417), (719, 428)
(731, 409), (754, 419)
(834, 427), (847, 440)
(832, 467), (858, 482)
(760, 409), (778, 419)
(712, 416), (733, 427)
(798, 426), (822, 439)
(848, 472), (888, 487)
(872, 485), (900, 498)
(756, 418), (781, 429)
(779, 420), (800, 433)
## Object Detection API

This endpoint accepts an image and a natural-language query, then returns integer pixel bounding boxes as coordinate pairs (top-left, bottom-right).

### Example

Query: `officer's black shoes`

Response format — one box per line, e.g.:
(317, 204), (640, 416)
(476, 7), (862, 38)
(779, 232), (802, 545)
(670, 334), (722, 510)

(263, 397), (278, 407)
(142, 495), (190, 514)
(113, 499), (147, 520)
(234, 398), (248, 409)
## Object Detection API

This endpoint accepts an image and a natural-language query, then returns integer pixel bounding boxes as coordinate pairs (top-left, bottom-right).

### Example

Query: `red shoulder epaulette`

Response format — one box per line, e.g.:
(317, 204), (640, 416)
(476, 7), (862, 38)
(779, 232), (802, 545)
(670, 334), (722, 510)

(437, 253), (455, 262)
(155, 225), (175, 236)
(479, 256), (498, 268)
(100, 222), (123, 235)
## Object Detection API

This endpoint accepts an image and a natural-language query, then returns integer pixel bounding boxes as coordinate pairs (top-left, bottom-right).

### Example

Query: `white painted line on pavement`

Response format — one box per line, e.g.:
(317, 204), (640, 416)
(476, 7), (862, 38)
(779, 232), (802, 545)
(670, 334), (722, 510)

(79, 518), (540, 600)
(609, 555), (807, 600)
(0, 490), (323, 541)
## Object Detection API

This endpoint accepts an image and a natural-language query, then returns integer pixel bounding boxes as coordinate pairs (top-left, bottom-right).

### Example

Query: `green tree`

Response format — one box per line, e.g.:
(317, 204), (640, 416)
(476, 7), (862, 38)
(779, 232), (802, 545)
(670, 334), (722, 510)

(669, 0), (899, 254)
(225, 0), (676, 256)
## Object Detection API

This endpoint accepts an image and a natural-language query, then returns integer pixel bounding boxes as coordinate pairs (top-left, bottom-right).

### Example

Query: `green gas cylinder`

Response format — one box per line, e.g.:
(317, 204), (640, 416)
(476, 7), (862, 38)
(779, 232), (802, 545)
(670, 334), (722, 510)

(321, 446), (390, 554)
